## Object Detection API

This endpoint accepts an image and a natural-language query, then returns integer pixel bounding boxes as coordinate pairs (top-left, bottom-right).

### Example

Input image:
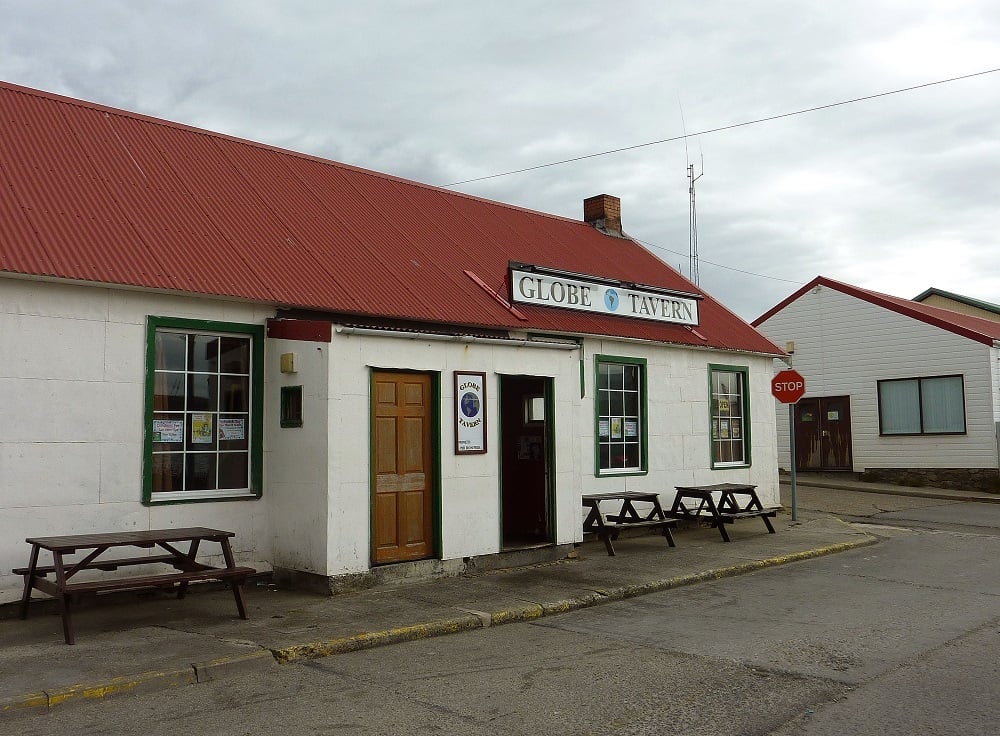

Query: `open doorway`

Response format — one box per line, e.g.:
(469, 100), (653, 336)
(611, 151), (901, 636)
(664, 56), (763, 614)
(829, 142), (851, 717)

(499, 375), (554, 549)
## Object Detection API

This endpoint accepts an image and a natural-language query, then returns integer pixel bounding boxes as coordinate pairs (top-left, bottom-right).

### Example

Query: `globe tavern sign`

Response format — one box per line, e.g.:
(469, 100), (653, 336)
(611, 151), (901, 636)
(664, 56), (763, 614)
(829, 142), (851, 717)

(509, 264), (700, 326)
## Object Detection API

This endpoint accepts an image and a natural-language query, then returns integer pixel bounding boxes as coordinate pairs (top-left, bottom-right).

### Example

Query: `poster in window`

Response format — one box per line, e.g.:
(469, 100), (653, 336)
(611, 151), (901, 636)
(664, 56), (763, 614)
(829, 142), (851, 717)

(732, 421), (741, 440)
(720, 419), (730, 439)
(191, 414), (214, 444)
(610, 418), (622, 439)
(517, 436), (543, 460)
(718, 398), (730, 414)
(218, 418), (245, 441)
(152, 419), (183, 443)
(599, 419), (610, 438)
(624, 419), (638, 438)
(454, 371), (487, 454)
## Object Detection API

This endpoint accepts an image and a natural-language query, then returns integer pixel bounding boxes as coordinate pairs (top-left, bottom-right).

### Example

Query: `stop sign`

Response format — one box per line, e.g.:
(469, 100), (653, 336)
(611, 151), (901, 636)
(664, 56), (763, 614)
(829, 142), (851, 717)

(771, 369), (806, 403)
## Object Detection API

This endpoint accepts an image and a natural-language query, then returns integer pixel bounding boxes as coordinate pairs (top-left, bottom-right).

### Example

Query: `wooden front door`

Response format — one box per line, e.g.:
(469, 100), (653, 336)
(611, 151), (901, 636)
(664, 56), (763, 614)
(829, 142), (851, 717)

(372, 371), (435, 564)
(795, 396), (853, 471)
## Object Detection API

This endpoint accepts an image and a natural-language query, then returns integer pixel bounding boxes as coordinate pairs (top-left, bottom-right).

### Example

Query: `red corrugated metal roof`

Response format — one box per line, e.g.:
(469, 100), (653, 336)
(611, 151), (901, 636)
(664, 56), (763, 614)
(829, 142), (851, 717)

(753, 276), (1000, 346)
(0, 80), (780, 355)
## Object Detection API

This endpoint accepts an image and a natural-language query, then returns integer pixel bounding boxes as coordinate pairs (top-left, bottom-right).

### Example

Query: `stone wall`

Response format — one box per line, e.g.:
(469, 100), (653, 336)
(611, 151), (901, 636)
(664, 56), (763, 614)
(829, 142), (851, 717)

(861, 467), (1000, 493)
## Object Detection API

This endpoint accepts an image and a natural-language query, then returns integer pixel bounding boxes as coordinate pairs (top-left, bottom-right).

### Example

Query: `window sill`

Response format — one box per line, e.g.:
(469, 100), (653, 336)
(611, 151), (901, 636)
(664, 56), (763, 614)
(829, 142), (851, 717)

(595, 468), (648, 478)
(146, 489), (259, 505)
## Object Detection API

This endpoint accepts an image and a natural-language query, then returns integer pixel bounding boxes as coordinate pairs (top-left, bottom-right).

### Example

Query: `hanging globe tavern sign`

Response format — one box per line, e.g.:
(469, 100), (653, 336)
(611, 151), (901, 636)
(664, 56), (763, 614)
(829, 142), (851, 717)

(509, 264), (700, 326)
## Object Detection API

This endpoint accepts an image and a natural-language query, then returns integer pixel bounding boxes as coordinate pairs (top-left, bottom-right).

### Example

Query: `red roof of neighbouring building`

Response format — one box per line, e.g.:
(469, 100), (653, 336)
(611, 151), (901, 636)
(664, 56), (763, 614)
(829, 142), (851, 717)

(753, 275), (1000, 346)
(0, 80), (780, 355)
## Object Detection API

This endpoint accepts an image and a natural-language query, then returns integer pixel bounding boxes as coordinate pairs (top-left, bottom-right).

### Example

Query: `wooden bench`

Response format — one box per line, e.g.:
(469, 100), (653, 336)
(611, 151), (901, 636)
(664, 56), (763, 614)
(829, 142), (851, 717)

(13, 553), (182, 576)
(583, 492), (677, 556)
(15, 528), (256, 644)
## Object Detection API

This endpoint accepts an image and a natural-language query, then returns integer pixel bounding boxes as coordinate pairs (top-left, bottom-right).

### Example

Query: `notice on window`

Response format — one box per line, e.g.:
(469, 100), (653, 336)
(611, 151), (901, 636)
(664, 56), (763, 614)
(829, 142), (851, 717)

(720, 419), (730, 439)
(152, 419), (183, 443)
(718, 398), (730, 414)
(610, 418), (622, 439)
(599, 419), (610, 438)
(827, 411), (840, 421)
(517, 436), (543, 461)
(732, 422), (741, 439)
(191, 414), (214, 444)
(218, 418), (245, 441)
(624, 419), (638, 438)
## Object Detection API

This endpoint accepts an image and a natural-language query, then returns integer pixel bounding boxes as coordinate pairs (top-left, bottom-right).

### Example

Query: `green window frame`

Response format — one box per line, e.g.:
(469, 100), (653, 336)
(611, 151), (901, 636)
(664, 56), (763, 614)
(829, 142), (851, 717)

(709, 364), (751, 468)
(142, 316), (264, 504)
(594, 354), (648, 476)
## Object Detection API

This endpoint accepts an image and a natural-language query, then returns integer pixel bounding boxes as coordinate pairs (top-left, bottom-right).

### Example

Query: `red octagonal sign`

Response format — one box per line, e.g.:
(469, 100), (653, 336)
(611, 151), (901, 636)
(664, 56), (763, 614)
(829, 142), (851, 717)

(771, 369), (806, 404)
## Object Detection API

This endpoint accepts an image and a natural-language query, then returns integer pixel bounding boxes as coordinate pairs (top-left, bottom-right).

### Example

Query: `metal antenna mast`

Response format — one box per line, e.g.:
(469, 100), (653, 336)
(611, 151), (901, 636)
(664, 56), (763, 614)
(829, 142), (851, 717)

(688, 158), (703, 286)
(679, 100), (704, 286)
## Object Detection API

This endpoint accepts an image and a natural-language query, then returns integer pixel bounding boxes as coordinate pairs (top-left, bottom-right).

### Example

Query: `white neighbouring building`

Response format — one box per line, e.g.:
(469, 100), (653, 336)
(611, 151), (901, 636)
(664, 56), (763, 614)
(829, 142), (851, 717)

(0, 81), (784, 604)
(754, 276), (1000, 491)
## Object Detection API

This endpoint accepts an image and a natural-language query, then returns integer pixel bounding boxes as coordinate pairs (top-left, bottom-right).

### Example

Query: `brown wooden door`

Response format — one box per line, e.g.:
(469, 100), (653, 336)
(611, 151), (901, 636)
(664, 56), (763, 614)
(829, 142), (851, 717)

(795, 396), (853, 471)
(372, 371), (435, 564)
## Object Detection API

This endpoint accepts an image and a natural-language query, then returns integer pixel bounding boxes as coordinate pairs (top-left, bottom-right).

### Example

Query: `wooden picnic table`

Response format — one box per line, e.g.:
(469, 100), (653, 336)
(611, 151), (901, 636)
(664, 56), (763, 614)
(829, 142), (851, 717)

(14, 527), (255, 644)
(668, 483), (778, 542)
(582, 491), (677, 556)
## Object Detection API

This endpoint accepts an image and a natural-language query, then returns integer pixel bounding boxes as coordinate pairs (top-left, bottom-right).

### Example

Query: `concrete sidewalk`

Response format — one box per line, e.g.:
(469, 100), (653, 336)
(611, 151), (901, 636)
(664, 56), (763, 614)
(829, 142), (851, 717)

(1, 505), (880, 716)
(7, 473), (998, 716)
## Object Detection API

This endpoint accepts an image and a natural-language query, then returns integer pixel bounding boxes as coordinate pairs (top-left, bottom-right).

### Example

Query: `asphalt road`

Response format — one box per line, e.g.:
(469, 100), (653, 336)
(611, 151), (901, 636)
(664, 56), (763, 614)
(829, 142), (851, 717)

(8, 489), (1000, 735)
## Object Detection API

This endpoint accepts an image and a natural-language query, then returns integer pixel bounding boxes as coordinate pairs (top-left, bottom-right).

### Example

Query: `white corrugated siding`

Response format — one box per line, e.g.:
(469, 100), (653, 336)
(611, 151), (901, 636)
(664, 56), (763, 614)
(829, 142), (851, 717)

(757, 283), (999, 472)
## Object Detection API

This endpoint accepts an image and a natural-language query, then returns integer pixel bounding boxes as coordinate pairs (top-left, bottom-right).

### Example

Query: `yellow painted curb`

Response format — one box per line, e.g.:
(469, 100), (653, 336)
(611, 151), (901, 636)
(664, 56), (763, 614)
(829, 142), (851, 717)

(2, 652), (278, 713)
(0, 690), (48, 714)
(193, 650), (278, 682)
(45, 667), (197, 708)
(273, 614), (482, 663)
(490, 603), (544, 626)
(618, 536), (879, 600)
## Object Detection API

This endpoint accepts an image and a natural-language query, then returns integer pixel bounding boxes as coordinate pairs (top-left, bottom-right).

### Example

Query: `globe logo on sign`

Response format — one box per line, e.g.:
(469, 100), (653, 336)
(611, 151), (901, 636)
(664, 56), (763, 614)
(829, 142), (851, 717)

(460, 391), (480, 418)
(604, 288), (620, 311)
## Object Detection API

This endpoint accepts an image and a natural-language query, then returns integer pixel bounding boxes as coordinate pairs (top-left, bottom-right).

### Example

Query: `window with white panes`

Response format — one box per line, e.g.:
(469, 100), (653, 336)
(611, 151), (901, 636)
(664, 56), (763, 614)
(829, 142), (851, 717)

(595, 355), (647, 475)
(143, 317), (263, 503)
(710, 365), (750, 467)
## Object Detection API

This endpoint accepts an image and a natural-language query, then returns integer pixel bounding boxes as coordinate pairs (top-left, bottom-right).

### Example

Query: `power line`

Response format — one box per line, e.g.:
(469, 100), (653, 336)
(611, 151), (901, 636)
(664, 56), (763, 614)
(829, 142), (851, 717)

(440, 67), (1000, 187)
(633, 237), (801, 284)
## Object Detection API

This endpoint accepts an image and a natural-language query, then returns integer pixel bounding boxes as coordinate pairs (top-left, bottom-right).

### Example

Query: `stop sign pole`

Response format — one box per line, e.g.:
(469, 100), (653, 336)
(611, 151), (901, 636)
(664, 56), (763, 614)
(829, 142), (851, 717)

(771, 369), (806, 521)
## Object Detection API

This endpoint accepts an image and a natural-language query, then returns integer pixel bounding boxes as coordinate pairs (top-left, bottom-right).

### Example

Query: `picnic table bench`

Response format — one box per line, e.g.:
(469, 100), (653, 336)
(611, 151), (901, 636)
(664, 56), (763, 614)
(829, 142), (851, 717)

(14, 527), (255, 644)
(582, 491), (677, 556)
(667, 483), (778, 542)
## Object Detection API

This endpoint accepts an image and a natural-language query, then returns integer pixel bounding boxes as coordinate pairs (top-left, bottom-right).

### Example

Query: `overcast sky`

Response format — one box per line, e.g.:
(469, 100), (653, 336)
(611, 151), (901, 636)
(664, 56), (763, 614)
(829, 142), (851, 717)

(3, 1), (998, 320)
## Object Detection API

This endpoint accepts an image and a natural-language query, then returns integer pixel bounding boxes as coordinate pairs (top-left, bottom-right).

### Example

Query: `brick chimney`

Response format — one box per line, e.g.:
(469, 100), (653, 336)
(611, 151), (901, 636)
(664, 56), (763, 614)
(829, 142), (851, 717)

(583, 194), (622, 236)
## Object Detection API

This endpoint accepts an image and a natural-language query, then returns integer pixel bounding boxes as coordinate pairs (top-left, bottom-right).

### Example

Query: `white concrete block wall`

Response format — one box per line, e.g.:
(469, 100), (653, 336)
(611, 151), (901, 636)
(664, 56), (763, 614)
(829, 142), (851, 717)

(0, 278), (274, 603)
(1, 276), (781, 597)
(576, 339), (779, 508)
(325, 331), (586, 569)
(265, 337), (331, 574)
